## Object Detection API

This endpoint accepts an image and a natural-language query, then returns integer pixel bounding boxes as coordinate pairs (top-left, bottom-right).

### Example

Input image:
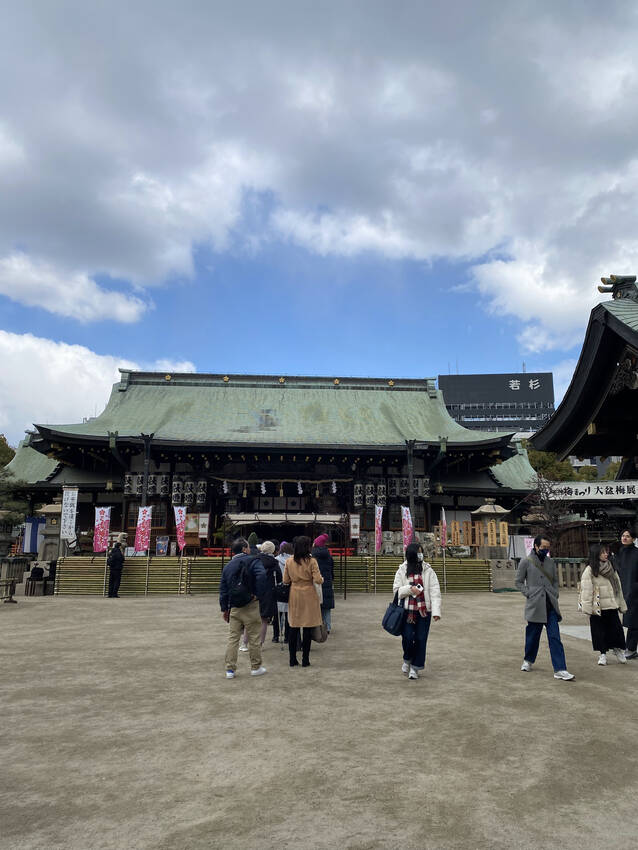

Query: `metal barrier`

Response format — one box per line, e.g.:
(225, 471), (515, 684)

(1, 557), (30, 603)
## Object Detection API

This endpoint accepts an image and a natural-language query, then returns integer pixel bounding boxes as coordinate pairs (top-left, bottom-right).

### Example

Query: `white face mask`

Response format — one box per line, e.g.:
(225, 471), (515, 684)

(417, 552), (424, 562)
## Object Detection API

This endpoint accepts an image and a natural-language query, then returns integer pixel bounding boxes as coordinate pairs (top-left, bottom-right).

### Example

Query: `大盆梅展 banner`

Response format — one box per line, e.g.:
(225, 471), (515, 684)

(93, 507), (111, 552)
(374, 505), (383, 553)
(174, 506), (186, 552)
(401, 506), (413, 551)
(134, 506), (153, 552)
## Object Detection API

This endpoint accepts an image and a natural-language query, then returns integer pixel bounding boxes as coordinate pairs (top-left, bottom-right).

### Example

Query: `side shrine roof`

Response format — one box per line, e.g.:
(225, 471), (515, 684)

(3, 441), (60, 484)
(489, 450), (536, 490)
(34, 371), (515, 450)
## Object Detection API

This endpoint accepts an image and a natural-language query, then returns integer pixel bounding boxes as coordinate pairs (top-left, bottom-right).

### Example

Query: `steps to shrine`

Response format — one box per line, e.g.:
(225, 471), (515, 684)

(54, 555), (491, 595)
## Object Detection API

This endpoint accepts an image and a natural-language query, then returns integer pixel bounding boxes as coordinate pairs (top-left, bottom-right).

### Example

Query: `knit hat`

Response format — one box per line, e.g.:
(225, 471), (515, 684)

(313, 534), (330, 548)
(247, 532), (259, 547)
(260, 541), (275, 555)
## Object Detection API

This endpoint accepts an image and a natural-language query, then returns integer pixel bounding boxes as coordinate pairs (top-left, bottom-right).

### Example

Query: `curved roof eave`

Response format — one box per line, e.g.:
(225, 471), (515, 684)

(530, 304), (632, 457)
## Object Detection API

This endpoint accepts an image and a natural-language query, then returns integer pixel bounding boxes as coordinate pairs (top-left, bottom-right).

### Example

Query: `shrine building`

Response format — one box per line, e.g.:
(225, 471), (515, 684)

(5, 371), (537, 551)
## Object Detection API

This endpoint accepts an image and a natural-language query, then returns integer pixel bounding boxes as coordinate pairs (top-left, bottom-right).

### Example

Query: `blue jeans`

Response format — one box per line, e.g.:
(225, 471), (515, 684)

(402, 613), (431, 670)
(321, 607), (332, 632)
(524, 606), (567, 671)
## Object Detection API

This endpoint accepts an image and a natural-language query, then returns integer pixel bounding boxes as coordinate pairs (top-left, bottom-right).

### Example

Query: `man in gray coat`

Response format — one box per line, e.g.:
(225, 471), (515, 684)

(515, 534), (575, 680)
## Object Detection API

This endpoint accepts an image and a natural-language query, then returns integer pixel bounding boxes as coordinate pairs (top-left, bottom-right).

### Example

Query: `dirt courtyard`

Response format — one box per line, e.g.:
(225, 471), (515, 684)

(2, 590), (638, 850)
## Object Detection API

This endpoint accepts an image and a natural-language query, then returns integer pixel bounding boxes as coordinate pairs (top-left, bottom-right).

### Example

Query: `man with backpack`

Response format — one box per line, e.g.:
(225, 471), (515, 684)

(219, 537), (267, 679)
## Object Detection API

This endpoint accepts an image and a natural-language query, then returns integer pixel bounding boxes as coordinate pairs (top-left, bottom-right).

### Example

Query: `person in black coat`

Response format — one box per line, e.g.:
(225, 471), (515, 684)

(107, 542), (125, 598)
(616, 528), (638, 659)
(312, 534), (335, 633)
(258, 541), (283, 643)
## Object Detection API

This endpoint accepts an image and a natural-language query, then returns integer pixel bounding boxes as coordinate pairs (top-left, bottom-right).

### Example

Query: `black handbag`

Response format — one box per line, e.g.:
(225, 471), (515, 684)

(311, 623), (328, 643)
(275, 582), (290, 603)
(382, 592), (406, 636)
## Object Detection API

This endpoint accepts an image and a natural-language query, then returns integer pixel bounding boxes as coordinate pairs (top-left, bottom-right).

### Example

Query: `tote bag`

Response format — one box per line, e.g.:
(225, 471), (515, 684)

(382, 591), (406, 636)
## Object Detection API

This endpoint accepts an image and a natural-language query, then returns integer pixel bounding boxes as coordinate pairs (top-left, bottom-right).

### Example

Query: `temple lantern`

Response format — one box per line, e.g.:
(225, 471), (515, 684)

(196, 479), (207, 506)
(171, 477), (183, 506)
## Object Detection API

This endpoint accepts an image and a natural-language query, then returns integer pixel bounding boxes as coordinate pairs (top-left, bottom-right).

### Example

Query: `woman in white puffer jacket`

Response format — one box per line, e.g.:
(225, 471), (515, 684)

(580, 543), (627, 666)
(392, 542), (441, 680)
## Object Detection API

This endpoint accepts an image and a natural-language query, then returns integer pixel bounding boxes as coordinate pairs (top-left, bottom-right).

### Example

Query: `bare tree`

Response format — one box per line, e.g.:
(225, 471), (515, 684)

(524, 473), (574, 545)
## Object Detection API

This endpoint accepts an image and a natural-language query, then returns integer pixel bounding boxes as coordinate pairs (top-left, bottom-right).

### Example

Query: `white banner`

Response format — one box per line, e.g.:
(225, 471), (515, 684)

(349, 514), (360, 539)
(60, 488), (78, 540)
(548, 481), (638, 500)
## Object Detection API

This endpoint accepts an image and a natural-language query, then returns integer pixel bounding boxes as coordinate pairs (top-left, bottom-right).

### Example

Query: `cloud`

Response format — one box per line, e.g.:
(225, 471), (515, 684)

(0, 331), (195, 446)
(3, 2), (638, 345)
(0, 253), (147, 322)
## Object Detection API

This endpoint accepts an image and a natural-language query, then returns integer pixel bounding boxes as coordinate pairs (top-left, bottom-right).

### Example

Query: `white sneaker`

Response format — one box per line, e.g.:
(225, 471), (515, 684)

(553, 670), (575, 680)
(598, 653), (607, 666)
(250, 666), (267, 677)
(225, 670), (235, 679)
(408, 666), (419, 679)
(520, 660), (533, 672)
(612, 648), (627, 664)
(239, 644), (249, 652)
(625, 650), (638, 659)
(401, 662), (410, 674)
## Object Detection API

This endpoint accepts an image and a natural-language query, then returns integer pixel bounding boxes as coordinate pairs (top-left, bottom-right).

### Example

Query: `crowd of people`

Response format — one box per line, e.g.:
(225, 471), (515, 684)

(217, 527), (638, 682)
(219, 533), (334, 678)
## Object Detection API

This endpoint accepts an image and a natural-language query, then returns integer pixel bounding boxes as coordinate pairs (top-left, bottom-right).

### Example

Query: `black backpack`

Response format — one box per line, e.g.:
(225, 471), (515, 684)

(228, 557), (254, 608)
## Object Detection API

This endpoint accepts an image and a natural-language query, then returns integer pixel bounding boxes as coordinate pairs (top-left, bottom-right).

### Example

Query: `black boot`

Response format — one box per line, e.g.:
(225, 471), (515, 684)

(289, 627), (300, 666)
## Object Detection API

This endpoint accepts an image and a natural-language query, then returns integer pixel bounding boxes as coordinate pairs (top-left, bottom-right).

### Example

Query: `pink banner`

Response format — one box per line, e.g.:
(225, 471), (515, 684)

(375, 504), (383, 553)
(401, 506), (413, 551)
(440, 507), (447, 548)
(93, 506), (111, 552)
(174, 506), (186, 552)
(134, 506), (153, 552)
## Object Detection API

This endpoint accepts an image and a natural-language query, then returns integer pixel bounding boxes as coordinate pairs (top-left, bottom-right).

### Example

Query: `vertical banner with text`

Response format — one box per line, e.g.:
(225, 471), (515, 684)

(349, 513), (361, 540)
(401, 506), (413, 551)
(374, 504), (384, 553)
(440, 507), (447, 548)
(174, 506), (186, 552)
(134, 506), (153, 552)
(60, 487), (79, 541)
(93, 507), (111, 552)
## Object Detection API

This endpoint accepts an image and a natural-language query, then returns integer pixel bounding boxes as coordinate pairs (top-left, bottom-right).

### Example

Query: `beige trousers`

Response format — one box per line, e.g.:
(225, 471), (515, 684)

(225, 599), (262, 671)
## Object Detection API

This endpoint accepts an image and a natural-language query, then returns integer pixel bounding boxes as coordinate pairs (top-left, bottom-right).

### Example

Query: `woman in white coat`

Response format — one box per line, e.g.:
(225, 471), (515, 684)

(580, 543), (627, 665)
(392, 542), (441, 680)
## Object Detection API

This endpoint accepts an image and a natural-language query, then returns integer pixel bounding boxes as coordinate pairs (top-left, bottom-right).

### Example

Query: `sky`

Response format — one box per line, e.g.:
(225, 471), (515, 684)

(1, 0), (637, 446)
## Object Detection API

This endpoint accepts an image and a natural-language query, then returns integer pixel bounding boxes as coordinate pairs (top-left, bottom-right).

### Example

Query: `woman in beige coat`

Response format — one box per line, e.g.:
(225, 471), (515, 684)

(283, 535), (324, 668)
(580, 543), (627, 666)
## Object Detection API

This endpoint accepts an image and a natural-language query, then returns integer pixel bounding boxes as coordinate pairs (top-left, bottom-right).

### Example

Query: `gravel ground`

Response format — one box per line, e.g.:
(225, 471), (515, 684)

(2, 590), (637, 850)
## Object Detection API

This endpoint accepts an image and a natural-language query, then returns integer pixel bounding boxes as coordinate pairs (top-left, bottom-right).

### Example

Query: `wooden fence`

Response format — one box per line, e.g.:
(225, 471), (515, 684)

(54, 555), (492, 596)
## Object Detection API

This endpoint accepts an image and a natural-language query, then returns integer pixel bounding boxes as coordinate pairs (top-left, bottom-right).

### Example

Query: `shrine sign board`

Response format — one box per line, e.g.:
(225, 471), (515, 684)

(548, 481), (638, 500)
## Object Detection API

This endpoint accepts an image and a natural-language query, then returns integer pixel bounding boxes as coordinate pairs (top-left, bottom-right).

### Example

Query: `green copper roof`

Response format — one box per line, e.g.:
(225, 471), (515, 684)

(602, 299), (638, 333)
(4, 442), (60, 484)
(489, 451), (536, 490)
(37, 371), (513, 449)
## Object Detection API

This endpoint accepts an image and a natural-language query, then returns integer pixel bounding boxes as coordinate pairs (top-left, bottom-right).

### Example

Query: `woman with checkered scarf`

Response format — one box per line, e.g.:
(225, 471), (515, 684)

(392, 542), (441, 680)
